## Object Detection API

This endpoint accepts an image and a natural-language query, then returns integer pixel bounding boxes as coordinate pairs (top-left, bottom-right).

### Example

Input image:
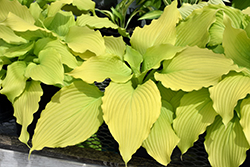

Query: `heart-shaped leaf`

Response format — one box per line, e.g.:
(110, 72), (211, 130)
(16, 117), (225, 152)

(30, 80), (103, 152)
(102, 80), (161, 164)
(25, 48), (64, 85)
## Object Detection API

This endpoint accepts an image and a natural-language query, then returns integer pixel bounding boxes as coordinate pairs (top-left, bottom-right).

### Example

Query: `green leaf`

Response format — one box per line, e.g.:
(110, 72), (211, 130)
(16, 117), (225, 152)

(3, 41), (34, 58)
(0, 0), (35, 24)
(65, 26), (105, 56)
(240, 97), (250, 145)
(232, 0), (250, 10)
(30, 80), (103, 152)
(28, 2), (42, 22)
(76, 14), (119, 29)
(178, 2), (208, 20)
(72, 0), (95, 12)
(104, 36), (126, 60)
(138, 10), (163, 20)
(142, 44), (185, 72)
(124, 46), (143, 77)
(35, 38), (79, 69)
(142, 100), (179, 166)
(155, 46), (237, 91)
(13, 81), (43, 145)
(0, 25), (27, 44)
(25, 48), (64, 85)
(102, 80), (161, 164)
(157, 82), (178, 102)
(205, 116), (249, 167)
(44, 10), (75, 37)
(175, 7), (217, 48)
(209, 74), (250, 126)
(0, 61), (27, 103)
(68, 54), (132, 84)
(208, 4), (248, 46)
(47, 0), (73, 18)
(173, 89), (217, 153)
(223, 15), (250, 69)
(1, 12), (41, 32)
(130, 0), (181, 55)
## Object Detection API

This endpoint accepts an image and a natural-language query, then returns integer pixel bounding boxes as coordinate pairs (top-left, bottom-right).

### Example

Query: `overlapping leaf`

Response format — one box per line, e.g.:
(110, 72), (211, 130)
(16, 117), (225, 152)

(102, 80), (161, 164)
(155, 46), (237, 91)
(223, 15), (250, 69)
(142, 44), (184, 72)
(240, 97), (250, 145)
(173, 89), (217, 153)
(65, 26), (105, 56)
(44, 10), (76, 37)
(35, 38), (79, 69)
(25, 48), (64, 85)
(3, 41), (34, 58)
(68, 54), (132, 84)
(13, 81), (43, 145)
(130, 0), (181, 55)
(205, 116), (249, 167)
(30, 80), (103, 152)
(104, 36), (126, 60)
(142, 100), (179, 166)
(209, 74), (250, 126)
(124, 46), (143, 77)
(0, 61), (27, 103)
(76, 15), (119, 29)
(176, 7), (217, 48)
(0, 0), (35, 23)
(0, 25), (27, 44)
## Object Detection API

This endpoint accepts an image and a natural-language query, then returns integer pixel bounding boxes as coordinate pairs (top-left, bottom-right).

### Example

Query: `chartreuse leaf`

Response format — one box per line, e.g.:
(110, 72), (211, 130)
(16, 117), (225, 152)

(68, 54), (132, 84)
(30, 80), (103, 153)
(102, 80), (161, 164)
(142, 100), (179, 166)
(76, 15), (119, 29)
(13, 81), (43, 145)
(72, 0), (95, 12)
(155, 46), (237, 91)
(65, 26), (105, 56)
(130, 0), (181, 55)
(25, 48), (64, 85)
(240, 97), (250, 145)
(1, 12), (40, 32)
(0, 25), (27, 44)
(173, 89), (217, 154)
(0, 61), (27, 103)
(157, 82), (178, 102)
(207, 10), (224, 47)
(0, 0), (35, 24)
(104, 36), (126, 60)
(205, 116), (249, 167)
(47, 0), (73, 18)
(208, 4), (248, 46)
(178, 2), (208, 20)
(142, 44), (185, 72)
(176, 7), (217, 48)
(44, 10), (75, 37)
(28, 2), (42, 22)
(124, 46), (143, 77)
(3, 41), (34, 58)
(35, 38), (78, 69)
(209, 74), (250, 126)
(223, 15), (250, 69)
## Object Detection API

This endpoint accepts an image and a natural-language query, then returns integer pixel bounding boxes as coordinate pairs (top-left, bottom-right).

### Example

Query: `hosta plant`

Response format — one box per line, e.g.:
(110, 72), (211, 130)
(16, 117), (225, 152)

(0, 0), (118, 145)
(1, 0), (250, 167)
